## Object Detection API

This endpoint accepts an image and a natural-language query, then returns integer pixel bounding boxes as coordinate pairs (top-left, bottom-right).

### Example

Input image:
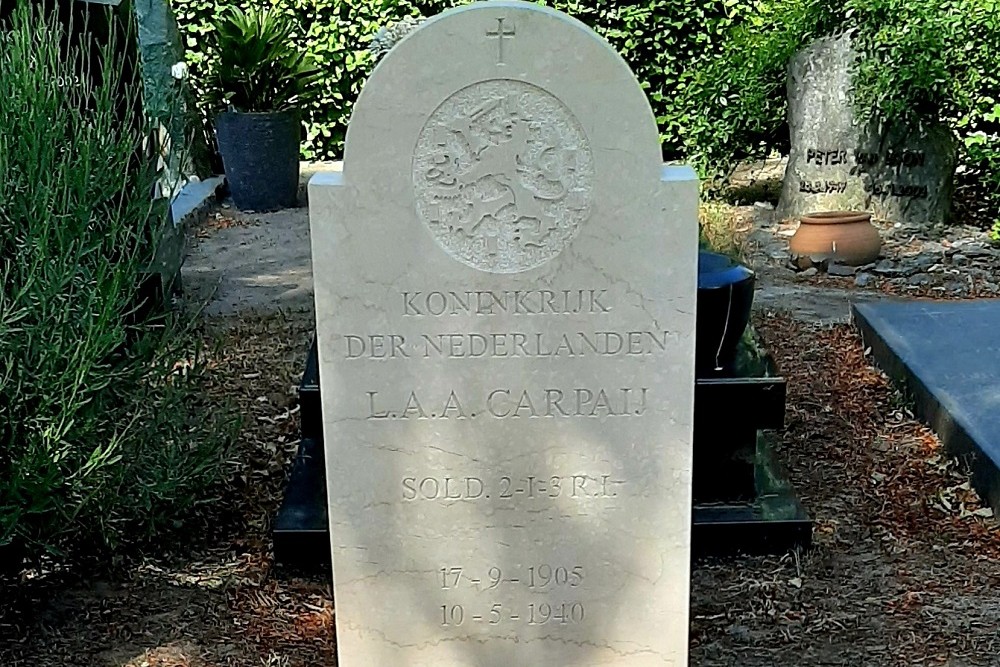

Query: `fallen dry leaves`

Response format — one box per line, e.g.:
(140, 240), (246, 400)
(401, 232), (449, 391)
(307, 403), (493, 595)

(691, 314), (1000, 666)
(194, 210), (261, 240)
(3, 308), (1000, 665)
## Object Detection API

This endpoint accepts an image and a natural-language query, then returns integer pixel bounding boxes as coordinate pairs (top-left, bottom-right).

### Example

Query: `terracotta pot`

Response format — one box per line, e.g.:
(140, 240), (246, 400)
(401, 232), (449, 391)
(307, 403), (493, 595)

(789, 211), (881, 266)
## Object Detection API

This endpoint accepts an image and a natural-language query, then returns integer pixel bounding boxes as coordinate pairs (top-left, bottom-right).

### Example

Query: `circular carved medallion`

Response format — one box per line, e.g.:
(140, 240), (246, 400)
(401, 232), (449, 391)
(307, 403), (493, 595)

(413, 79), (594, 273)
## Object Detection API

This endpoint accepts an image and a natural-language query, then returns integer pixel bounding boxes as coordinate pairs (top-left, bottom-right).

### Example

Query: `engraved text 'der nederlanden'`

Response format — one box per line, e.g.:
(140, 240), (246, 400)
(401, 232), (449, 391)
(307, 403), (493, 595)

(413, 79), (595, 274)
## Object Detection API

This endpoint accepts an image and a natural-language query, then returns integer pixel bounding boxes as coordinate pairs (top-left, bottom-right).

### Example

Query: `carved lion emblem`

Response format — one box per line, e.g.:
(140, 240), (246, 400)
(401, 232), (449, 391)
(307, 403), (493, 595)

(413, 79), (594, 273)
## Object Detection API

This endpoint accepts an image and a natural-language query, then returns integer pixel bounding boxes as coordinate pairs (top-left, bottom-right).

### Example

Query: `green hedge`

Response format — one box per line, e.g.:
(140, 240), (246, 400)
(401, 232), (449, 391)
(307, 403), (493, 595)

(174, 0), (999, 223)
(171, 0), (758, 161)
(685, 0), (1000, 211)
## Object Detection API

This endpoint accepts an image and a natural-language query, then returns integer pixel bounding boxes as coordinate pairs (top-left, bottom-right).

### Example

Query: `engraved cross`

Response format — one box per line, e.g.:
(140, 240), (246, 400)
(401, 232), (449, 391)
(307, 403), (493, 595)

(486, 17), (515, 64)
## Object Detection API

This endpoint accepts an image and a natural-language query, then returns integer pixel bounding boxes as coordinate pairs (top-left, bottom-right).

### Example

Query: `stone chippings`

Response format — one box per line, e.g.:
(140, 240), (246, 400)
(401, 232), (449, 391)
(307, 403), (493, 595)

(748, 208), (1000, 298)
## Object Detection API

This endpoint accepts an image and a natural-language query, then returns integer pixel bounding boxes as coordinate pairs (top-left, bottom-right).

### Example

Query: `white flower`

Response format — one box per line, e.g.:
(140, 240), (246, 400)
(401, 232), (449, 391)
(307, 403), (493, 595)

(170, 61), (188, 80)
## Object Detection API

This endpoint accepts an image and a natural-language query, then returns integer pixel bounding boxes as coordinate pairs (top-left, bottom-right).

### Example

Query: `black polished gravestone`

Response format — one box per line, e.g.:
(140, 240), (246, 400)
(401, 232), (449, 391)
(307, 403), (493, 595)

(855, 299), (1000, 513)
(275, 256), (812, 568)
(689, 253), (811, 556)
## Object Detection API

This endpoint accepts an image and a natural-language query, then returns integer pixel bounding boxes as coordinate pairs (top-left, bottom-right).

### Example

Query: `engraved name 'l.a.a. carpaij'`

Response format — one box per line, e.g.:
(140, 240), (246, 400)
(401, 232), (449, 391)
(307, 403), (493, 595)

(367, 385), (649, 420)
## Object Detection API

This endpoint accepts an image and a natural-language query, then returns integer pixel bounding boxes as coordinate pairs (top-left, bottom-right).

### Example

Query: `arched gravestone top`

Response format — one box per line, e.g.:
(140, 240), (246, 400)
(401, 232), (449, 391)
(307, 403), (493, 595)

(337, 0), (666, 277)
(310, 2), (698, 665)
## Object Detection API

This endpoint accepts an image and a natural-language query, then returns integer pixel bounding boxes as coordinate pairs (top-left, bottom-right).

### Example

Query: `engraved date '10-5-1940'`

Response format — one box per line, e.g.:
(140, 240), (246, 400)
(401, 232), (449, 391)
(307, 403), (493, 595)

(440, 601), (585, 627)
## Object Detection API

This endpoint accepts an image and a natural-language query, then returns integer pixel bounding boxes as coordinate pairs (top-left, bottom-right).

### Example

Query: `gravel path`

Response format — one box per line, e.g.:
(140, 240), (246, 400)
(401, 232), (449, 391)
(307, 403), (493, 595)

(180, 162), (340, 319)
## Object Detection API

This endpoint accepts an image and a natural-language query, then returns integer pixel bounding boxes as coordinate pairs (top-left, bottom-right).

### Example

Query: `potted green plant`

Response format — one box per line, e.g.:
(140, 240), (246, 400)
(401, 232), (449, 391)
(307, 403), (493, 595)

(210, 6), (320, 211)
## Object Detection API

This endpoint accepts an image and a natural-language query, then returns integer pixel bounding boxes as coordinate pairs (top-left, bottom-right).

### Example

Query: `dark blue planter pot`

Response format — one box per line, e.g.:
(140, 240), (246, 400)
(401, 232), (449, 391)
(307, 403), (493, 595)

(697, 251), (755, 376)
(216, 110), (300, 212)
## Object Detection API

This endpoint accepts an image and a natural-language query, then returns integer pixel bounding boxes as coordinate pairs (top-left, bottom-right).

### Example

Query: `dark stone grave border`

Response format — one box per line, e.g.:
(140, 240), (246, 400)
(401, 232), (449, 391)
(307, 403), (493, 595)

(854, 299), (1000, 512)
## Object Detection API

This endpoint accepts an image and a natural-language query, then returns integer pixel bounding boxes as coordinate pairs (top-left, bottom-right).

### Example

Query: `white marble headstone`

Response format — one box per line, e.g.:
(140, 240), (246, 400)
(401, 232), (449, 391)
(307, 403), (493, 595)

(309, 2), (699, 664)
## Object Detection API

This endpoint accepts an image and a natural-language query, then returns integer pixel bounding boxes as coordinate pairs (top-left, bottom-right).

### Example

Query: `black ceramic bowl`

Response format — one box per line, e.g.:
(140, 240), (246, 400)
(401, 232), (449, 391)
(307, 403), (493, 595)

(696, 251), (755, 377)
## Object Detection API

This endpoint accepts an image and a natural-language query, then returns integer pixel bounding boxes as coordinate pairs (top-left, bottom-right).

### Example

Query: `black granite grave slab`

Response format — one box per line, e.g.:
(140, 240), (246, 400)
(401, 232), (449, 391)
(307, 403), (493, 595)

(693, 376), (786, 503)
(854, 299), (1000, 511)
(299, 338), (321, 441)
(691, 431), (812, 557)
(273, 437), (330, 570)
(275, 340), (811, 568)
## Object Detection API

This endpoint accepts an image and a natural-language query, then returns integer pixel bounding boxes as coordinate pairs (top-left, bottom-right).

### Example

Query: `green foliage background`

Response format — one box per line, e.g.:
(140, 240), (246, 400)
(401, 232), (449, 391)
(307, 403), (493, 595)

(688, 0), (1000, 179)
(173, 0), (998, 216)
(172, 0), (757, 161)
(685, 0), (1000, 214)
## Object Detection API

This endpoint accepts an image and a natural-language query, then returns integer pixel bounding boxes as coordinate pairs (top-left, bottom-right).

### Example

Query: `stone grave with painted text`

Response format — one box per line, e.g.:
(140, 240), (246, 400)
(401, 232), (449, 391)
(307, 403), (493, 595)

(777, 34), (956, 226)
(309, 2), (699, 664)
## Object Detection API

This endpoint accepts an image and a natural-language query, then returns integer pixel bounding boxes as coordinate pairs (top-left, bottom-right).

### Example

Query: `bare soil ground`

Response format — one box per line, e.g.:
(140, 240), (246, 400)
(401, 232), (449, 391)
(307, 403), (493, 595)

(180, 161), (339, 318)
(182, 206), (313, 318)
(2, 306), (999, 666)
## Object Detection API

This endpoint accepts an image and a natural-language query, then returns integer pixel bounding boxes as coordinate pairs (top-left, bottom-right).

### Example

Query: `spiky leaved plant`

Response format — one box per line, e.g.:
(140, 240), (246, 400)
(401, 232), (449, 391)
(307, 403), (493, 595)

(210, 5), (322, 112)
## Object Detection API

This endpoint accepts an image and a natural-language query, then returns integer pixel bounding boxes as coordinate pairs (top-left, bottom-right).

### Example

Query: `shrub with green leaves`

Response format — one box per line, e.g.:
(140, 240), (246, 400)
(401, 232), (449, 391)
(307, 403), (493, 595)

(0, 2), (235, 566)
(956, 2), (1000, 226)
(687, 0), (1000, 199)
(682, 0), (840, 177)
